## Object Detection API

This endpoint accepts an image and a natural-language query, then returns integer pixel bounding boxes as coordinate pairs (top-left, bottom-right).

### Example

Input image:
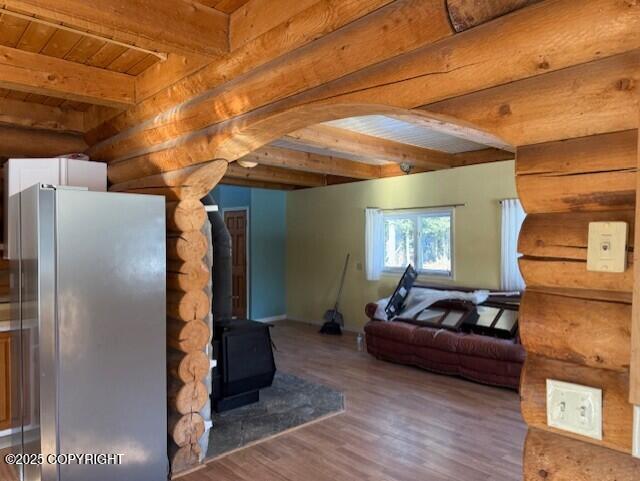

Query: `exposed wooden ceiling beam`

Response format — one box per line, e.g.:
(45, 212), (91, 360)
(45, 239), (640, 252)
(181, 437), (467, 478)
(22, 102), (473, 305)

(376, 147), (515, 177)
(451, 148), (515, 166)
(325, 175), (361, 186)
(241, 145), (381, 179)
(199, 0), (251, 14)
(230, 0), (320, 50)
(220, 177), (297, 190)
(0, 45), (135, 108)
(0, 97), (84, 133)
(225, 163), (327, 187)
(0, 125), (86, 157)
(135, 54), (211, 103)
(2, 0), (229, 57)
(238, 144), (514, 183)
(423, 50), (639, 147)
(283, 124), (454, 170)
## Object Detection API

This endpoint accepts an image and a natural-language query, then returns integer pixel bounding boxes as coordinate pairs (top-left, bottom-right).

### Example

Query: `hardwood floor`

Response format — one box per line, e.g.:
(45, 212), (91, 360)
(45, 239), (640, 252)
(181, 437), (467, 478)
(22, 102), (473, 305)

(0, 446), (18, 481)
(184, 321), (526, 481)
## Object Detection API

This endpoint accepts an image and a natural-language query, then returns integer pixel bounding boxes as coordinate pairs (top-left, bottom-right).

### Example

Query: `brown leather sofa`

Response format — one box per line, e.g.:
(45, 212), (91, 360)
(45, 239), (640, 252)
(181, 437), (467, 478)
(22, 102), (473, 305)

(364, 303), (525, 390)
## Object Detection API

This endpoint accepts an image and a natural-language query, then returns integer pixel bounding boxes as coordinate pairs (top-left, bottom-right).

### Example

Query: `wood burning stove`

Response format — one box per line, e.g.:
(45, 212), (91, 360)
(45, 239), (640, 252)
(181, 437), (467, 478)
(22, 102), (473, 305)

(203, 194), (276, 412)
(211, 319), (276, 412)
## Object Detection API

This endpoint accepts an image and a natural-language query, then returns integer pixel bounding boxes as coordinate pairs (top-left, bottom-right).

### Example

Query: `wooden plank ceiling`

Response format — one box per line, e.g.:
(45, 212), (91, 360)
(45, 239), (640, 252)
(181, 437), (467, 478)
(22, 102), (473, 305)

(0, 5), (157, 109)
(0, 0), (247, 112)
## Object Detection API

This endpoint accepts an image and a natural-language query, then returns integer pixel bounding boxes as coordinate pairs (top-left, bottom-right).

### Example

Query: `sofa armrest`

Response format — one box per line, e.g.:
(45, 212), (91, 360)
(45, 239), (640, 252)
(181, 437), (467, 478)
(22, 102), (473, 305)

(365, 302), (378, 320)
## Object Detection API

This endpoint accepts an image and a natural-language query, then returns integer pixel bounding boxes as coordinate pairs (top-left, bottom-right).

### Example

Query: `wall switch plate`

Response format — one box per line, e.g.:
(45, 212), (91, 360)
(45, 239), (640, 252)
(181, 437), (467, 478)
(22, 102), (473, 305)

(546, 380), (602, 440)
(587, 221), (628, 273)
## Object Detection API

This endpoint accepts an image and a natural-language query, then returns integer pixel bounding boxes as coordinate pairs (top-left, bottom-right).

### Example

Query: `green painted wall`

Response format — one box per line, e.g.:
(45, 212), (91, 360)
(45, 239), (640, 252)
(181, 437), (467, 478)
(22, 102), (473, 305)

(285, 160), (518, 332)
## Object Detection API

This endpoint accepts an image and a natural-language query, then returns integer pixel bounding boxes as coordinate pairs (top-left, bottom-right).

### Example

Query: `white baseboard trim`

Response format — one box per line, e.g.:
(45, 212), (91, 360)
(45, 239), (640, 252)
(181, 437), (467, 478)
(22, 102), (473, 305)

(254, 314), (287, 323)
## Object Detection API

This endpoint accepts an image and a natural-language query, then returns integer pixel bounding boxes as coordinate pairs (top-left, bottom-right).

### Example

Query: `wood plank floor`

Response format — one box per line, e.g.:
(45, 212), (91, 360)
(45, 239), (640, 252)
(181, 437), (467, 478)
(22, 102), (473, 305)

(183, 321), (526, 481)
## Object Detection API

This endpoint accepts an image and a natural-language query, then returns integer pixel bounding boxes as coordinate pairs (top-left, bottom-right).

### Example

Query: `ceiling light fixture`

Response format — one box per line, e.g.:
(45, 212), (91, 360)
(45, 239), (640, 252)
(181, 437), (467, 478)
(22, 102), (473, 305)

(399, 162), (412, 174)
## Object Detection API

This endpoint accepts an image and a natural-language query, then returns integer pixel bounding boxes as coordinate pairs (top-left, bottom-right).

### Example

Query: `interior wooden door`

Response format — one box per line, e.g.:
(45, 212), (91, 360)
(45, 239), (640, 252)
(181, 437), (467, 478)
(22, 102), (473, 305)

(224, 210), (248, 319)
(0, 331), (12, 431)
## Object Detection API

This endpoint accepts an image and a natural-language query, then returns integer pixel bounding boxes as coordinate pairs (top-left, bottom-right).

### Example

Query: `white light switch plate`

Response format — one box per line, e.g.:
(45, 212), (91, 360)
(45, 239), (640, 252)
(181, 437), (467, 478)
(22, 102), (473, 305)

(546, 380), (602, 440)
(587, 221), (628, 273)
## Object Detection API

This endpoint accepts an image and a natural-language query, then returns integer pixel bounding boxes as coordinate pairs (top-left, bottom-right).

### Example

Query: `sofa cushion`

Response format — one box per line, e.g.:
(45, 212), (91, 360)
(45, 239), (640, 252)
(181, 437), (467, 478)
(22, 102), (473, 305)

(412, 326), (460, 351)
(364, 319), (418, 344)
(456, 332), (525, 362)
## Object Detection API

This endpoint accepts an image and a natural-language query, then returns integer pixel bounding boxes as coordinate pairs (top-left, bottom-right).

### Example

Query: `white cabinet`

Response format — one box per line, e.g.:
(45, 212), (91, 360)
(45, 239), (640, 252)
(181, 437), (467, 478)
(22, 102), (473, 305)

(4, 158), (106, 259)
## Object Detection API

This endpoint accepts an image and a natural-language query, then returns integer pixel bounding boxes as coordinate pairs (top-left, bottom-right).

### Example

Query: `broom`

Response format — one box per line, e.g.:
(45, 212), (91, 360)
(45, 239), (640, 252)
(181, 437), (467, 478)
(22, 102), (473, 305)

(320, 254), (350, 335)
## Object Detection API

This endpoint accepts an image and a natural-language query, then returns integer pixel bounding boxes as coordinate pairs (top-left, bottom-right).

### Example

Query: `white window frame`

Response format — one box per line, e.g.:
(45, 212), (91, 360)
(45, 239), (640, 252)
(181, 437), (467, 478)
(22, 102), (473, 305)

(382, 207), (455, 279)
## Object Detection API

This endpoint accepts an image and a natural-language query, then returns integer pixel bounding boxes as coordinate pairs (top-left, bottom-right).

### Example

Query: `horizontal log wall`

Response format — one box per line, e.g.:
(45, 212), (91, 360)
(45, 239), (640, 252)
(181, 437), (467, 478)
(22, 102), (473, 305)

(517, 129), (640, 478)
(516, 130), (637, 214)
(520, 290), (631, 371)
(524, 429), (640, 480)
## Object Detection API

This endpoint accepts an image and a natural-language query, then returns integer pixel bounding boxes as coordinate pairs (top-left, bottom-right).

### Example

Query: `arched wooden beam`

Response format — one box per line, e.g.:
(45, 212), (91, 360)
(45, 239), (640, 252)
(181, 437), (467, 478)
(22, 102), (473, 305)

(91, 0), (638, 169)
(106, 103), (511, 184)
(215, 104), (512, 162)
(103, 0), (639, 184)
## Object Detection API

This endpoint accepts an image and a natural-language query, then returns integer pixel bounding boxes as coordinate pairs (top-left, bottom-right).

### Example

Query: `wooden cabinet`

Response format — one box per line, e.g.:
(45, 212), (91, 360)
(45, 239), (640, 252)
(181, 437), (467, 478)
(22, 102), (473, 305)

(0, 331), (12, 431)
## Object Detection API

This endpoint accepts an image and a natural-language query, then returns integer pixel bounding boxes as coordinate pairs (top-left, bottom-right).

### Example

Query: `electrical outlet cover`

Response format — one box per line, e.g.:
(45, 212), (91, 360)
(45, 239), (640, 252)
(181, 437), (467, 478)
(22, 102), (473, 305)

(546, 379), (602, 440)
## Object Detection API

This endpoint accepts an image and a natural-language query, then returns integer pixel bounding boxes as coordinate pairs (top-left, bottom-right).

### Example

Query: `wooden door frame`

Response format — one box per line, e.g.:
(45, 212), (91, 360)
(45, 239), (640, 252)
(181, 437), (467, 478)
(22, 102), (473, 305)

(222, 206), (250, 318)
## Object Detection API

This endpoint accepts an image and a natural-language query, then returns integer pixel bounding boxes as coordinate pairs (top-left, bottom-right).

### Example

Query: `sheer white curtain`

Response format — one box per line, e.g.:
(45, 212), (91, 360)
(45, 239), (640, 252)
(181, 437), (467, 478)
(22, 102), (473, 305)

(501, 199), (526, 291)
(365, 208), (384, 281)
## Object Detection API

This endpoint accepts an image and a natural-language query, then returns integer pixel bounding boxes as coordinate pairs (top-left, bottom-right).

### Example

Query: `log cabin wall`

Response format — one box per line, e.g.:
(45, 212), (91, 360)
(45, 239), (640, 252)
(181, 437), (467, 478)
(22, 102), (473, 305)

(0, 0), (637, 478)
(517, 130), (640, 479)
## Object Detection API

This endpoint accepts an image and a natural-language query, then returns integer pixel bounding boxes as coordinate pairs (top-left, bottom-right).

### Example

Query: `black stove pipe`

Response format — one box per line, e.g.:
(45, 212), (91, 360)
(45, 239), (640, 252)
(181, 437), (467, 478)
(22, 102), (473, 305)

(202, 193), (233, 321)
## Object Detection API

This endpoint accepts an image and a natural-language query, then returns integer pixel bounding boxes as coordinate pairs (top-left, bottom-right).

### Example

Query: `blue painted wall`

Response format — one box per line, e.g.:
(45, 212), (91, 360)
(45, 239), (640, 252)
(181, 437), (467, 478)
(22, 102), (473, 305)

(211, 184), (250, 209)
(210, 185), (287, 319)
(250, 189), (287, 319)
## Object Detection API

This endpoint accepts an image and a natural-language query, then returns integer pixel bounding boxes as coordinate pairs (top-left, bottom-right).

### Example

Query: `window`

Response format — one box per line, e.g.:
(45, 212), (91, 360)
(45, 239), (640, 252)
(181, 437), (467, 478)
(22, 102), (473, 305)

(383, 209), (453, 277)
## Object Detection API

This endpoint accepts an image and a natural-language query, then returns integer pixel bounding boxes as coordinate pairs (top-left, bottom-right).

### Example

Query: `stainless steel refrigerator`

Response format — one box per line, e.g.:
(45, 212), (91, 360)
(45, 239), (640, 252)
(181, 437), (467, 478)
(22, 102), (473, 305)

(8, 184), (168, 481)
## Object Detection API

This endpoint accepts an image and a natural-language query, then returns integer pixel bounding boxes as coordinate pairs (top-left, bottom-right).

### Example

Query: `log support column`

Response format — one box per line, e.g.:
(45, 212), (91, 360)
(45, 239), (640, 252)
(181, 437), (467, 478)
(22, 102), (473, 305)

(166, 199), (212, 474)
